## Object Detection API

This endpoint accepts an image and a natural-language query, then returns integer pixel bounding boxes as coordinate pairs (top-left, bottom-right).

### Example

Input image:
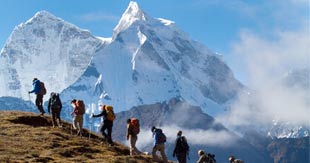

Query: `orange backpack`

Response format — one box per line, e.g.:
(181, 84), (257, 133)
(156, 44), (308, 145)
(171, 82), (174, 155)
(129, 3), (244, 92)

(102, 105), (115, 121)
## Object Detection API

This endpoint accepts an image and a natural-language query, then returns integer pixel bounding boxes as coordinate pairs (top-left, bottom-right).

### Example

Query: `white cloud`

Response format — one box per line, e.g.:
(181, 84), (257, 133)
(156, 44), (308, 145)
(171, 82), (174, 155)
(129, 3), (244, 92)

(221, 17), (310, 131)
(135, 125), (238, 151)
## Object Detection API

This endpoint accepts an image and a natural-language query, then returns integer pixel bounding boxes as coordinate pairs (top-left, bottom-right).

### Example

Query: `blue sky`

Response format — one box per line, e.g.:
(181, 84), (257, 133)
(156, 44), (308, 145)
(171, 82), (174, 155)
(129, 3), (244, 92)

(0, 0), (309, 84)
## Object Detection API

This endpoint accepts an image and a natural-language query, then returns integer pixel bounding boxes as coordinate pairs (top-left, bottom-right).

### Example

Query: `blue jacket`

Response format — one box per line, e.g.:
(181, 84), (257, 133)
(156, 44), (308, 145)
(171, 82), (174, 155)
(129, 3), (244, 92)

(29, 79), (40, 94)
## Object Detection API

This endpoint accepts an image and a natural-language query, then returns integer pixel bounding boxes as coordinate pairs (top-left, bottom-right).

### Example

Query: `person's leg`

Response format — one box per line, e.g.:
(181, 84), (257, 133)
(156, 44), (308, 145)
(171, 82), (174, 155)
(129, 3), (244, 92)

(107, 124), (113, 144)
(100, 124), (108, 138)
(76, 115), (83, 135)
(158, 144), (168, 163)
(56, 108), (62, 127)
(36, 94), (45, 114)
(51, 108), (56, 127)
(177, 152), (187, 163)
(152, 145), (160, 161)
(73, 116), (78, 130)
(130, 136), (137, 155)
(132, 136), (142, 154)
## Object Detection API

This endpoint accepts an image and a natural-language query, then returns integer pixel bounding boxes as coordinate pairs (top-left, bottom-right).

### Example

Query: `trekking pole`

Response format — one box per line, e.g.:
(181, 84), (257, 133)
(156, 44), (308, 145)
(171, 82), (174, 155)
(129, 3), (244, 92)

(89, 115), (92, 140)
(70, 123), (72, 135)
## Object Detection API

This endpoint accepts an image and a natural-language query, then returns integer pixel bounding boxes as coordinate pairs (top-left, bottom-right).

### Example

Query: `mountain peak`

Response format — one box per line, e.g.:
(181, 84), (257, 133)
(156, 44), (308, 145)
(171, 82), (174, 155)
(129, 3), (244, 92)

(34, 10), (56, 18)
(123, 1), (145, 21)
(113, 1), (146, 37)
(24, 10), (62, 25)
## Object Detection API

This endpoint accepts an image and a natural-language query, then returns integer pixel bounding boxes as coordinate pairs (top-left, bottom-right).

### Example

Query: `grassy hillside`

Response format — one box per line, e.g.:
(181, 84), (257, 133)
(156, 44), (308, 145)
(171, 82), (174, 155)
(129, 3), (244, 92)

(0, 111), (175, 163)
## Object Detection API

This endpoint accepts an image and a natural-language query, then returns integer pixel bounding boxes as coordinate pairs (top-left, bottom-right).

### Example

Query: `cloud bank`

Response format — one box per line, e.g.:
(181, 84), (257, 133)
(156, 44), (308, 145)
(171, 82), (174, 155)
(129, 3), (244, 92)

(221, 0), (310, 131)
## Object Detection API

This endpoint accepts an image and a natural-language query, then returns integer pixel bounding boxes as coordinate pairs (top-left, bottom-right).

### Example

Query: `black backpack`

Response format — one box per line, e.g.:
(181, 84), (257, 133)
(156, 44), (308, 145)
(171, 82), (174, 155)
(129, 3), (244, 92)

(178, 136), (189, 152)
(156, 129), (166, 144)
(38, 81), (47, 95)
(50, 93), (61, 108)
(207, 153), (217, 163)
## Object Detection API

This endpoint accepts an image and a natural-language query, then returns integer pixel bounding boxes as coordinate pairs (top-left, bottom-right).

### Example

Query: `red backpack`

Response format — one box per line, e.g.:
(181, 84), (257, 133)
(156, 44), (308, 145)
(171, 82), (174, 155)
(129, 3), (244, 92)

(75, 100), (85, 115)
(130, 118), (140, 135)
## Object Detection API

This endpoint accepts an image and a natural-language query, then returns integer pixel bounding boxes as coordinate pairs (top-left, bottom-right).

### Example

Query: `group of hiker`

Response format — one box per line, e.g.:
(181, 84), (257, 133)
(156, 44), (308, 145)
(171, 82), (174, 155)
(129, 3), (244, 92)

(28, 77), (244, 163)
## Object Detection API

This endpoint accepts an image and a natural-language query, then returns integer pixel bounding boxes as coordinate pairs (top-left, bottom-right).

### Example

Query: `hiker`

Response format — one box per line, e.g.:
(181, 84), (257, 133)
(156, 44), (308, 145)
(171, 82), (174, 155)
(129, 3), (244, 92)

(229, 155), (244, 163)
(28, 78), (46, 115)
(126, 118), (142, 155)
(196, 150), (217, 163)
(92, 105), (115, 146)
(173, 130), (189, 163)
(151, 126), (168, 163)
(70, 99), (85, 136)
(47, 92), (62, 128)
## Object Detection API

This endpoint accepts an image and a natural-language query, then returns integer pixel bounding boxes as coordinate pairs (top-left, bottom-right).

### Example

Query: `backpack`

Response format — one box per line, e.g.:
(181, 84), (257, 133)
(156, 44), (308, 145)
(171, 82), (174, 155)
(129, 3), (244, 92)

(156, 129), (166, 144)
(130, 118), (140, 135)
(38, 81), (47, 95)
(75, 100), (85, 115)
(104, 105), (115, 121)
(234, 159), (244, 163)
(178, 136), (189, 152)
(50, 93), (61, 108)
(206, 153), (217, 163)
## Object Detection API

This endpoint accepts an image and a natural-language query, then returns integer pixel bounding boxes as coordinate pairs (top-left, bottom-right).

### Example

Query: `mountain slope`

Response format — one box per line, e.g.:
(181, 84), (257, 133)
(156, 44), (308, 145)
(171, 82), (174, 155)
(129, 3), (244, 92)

(0, 111), (175, 163)
(0, 11), (106, 99)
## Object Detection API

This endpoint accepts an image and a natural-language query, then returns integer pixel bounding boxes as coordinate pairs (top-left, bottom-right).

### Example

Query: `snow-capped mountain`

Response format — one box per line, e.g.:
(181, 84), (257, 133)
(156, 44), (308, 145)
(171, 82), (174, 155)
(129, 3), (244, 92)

(267, 68), (310, 138)
(61, 1), (243, 114)
(0, 1), (243, 117)
(0, 11), (107, 100)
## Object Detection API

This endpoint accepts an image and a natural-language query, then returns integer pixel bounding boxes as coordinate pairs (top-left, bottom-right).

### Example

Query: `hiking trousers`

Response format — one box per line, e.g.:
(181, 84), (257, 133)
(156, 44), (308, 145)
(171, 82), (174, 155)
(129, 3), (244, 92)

(176, 152), (187, 163)
(152, 143), (168, 163)
(100, 120), (113, 144)
(73, 115), (83, 134)
(51, 107), (61, 127)
(129, 135), (141, 155)
(36, 94), (45, 114)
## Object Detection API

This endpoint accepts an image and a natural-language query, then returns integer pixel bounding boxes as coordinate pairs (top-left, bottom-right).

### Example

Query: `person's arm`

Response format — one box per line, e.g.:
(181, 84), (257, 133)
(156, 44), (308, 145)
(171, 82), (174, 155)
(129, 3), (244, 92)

(154, 132), (159, 145)
(47, 98), (51, 114)
(58, 97), (62, 110)
(126, 124), (131, 140)
(92, 111), (105, 117)
(29, 80), (41, 94)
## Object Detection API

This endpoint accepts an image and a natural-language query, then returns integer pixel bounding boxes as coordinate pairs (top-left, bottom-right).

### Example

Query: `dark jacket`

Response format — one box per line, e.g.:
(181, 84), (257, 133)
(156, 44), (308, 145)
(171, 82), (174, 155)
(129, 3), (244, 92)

(153, 128), (166, 145)
(93, 110), (113, 125)
(47, 93), (62, 113)
(173, 136), (189, 154)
